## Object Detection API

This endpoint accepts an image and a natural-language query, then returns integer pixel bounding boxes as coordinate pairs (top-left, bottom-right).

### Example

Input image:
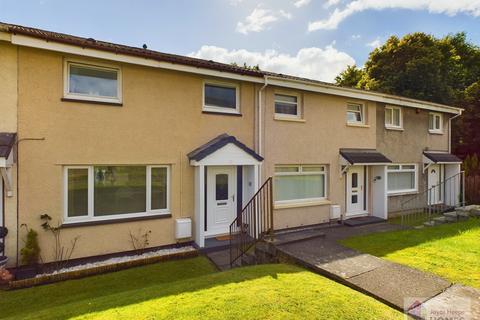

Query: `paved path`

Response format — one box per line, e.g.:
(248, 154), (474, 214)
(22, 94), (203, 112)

(274, 223), (480, 319)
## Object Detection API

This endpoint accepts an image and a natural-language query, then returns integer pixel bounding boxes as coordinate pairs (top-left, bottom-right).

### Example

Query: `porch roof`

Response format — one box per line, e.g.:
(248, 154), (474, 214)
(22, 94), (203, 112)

(188, 134), (263, 163)
(340, 148), (392, 165)
(423, 152), (462, 164)
(0, 132), (16, 159)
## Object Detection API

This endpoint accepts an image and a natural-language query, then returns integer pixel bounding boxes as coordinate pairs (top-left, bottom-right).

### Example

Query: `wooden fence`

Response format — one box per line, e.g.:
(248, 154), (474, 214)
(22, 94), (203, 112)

(465, 175), (480, 205)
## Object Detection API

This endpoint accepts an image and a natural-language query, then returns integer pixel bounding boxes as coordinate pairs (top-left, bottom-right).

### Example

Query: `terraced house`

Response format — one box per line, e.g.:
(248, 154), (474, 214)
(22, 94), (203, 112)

(0, 22), (463, 267)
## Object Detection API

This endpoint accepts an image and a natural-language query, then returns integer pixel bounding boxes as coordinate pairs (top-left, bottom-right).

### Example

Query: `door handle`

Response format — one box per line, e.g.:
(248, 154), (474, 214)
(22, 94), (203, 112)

(232, 194), (235, 202)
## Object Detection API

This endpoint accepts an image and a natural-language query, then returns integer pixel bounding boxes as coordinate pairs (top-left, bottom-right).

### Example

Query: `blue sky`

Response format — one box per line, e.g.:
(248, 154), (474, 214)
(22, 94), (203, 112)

(1, 0), (479, 81)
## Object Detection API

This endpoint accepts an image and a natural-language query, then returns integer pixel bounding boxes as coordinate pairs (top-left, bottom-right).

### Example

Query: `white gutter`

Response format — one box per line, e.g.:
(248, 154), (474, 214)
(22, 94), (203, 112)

(267, 76), (463, 115)
(448, 112), (463, 153)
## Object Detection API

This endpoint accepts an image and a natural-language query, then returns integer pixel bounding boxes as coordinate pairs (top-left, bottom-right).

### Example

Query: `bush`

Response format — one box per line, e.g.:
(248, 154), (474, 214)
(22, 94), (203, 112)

(20, 227), (41, 265)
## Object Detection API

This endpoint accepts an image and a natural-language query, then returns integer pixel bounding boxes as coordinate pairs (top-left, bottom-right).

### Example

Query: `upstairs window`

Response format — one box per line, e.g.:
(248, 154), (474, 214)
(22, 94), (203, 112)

(346, 103), (364, 124)
(429, 112), (443, 133)
(64, 61), (121, 103)
(275, 94), (300, 118)
(385, 106), (402, 129)
(203, 82), (239, 114)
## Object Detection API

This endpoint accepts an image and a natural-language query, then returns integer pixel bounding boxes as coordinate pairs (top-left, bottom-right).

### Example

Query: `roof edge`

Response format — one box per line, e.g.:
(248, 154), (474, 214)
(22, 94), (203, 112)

(1, 21), (463, 114)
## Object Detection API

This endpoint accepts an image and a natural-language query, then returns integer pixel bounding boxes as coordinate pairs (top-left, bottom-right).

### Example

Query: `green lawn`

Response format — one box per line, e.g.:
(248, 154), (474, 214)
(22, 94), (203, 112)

(341, 219), (480, 288)
(0, 256), (403, 320)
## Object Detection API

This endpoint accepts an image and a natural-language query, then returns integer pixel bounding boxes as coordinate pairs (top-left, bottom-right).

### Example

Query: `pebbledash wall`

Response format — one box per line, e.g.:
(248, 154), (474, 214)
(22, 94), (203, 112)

(1, 41), (455, 265)
(0, 39), (19, 266)
(261, 87), (378, 229)
(6, 45), (258, 263)
(375, 105), (451, 212)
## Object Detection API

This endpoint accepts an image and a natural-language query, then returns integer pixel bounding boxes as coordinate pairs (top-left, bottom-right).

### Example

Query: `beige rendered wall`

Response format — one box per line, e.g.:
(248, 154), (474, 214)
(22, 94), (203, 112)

(262, 87), (377, 229)
(376, 104), (450, 212)
(0, 39), (19, 267)
(12, 46), (256, 263)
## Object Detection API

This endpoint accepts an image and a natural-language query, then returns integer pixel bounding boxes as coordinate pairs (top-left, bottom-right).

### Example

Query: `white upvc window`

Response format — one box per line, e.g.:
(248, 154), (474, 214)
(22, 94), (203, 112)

(274, 165), (327, 204)
(64, 61), (122, 104)
(385, 105), (402, 129)
(346, 103), (364, 124)
(274, 93), (300, 118)
(387, 164), (418, 195)
(428, 112), (443, 133)
(64, 165), (170, 224)
(203, 81), (240, 114)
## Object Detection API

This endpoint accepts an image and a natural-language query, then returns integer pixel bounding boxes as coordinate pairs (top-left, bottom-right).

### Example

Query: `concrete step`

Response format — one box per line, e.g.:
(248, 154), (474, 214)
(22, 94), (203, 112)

(241, 252), (257, 266)
(471, 209), (480, 217)
(433, 216), (449, 224)
(444, 216), (458, 223)
(424, 221), (436, 227)
(455, 210), (471, 218)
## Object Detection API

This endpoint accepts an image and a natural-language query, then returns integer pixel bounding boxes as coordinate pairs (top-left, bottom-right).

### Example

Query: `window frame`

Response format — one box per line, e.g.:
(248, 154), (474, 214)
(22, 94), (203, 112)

(386, 163), (418, 195)
(274, 92), (301, 119)
(64, 60), (122, 104)
(346, 102), (365, 125)
(274, 165), (328, 205)
(384, 105), (403, 129)
(428, 112), (443, 134)
(63, 165), (170, 224)
(202, 80), (240, 114)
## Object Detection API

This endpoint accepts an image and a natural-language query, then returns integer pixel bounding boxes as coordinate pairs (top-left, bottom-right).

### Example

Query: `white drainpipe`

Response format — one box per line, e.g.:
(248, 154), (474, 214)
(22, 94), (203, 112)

(448, 111), (462, 153)
(258, 76), (268, 183)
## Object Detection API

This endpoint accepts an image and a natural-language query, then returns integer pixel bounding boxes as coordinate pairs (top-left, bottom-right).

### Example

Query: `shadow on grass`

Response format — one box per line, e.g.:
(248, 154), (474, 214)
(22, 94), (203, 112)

(340, 218), (480, 257)
(0, 256), (301, 320)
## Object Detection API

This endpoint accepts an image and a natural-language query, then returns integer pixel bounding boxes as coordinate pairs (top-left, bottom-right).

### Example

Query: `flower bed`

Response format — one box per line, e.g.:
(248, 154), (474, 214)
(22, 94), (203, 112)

(8, 246), (197, 290)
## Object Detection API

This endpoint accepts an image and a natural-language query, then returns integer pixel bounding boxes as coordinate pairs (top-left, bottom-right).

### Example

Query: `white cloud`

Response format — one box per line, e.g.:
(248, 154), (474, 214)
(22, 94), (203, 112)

(236, 6), (292, 34)
(294, 0), (311, 8)
(189, 45), (355, 82)
(324, 0), (341, 8)
(366, 38), (381, 48)
(309, 0), (480, 31)
(351, 34), (361, 39)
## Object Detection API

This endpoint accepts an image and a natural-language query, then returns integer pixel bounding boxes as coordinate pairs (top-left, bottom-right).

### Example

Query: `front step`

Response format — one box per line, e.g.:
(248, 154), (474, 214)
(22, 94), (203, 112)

(433, 216), (448, 225)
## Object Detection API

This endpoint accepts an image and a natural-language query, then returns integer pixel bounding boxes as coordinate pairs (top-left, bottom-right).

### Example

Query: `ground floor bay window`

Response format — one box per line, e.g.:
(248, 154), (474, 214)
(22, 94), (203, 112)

(274, 165), (327, 205)
(64, 165), (170, 223)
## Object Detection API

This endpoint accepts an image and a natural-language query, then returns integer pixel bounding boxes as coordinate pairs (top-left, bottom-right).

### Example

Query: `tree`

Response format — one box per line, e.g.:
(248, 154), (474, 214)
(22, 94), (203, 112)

(454, 81), (480, 157)
(335, 65), (365, 88)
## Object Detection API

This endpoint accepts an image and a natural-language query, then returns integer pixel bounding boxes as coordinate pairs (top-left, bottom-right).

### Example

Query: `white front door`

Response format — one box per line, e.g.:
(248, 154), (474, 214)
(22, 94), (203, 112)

(428, 164), (442, 205)
(346, 166), (366, 216)
(206, 166), (237, 236)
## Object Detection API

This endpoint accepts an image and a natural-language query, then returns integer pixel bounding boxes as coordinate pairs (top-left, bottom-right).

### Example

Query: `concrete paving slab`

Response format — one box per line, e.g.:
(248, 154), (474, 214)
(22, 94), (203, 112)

(315, 252), (388, 279)
(409, 284), (480, 320)
(348, 262), (451, 310)
(205, 249), (232, 271)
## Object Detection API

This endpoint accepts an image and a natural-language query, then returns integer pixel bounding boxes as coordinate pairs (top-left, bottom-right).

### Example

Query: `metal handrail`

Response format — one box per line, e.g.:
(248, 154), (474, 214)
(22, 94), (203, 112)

(398, 171), (466, 226)
(229, 177), (274, 266)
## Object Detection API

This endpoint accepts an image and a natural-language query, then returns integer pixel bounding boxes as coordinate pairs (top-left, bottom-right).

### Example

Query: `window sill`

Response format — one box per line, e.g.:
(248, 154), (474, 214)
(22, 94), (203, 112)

(428, 130), (444, 135)
(346, 123), (370, 128)
(202, 110), (242, 117)
(385, 126), (404, 131)
(61, 97), (123, 107)
(274, 199), (331, 210)
(388, 191), (418, 196)
(274, 115), (306, 123)
(61, 213), (172, 228)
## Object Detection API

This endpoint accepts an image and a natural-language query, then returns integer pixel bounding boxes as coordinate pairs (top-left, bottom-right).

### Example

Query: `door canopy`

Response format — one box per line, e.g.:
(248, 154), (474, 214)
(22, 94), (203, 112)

(188, 134), (263, 166)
